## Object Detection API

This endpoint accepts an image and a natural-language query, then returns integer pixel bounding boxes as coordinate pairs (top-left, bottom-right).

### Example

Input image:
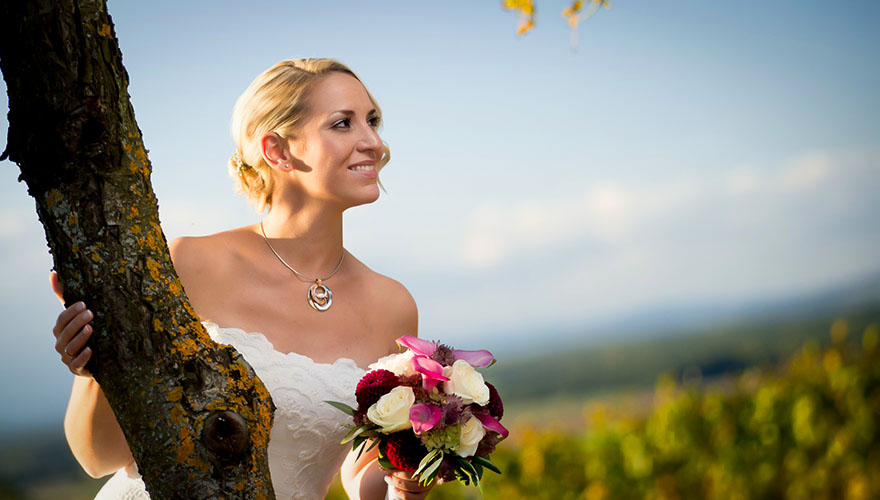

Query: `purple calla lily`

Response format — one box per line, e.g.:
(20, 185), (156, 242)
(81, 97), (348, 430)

(410, 404), (443, 435)
(452, 348), (496, 368)
(396, 335), (437, 357)
(475, 413), (509, 439)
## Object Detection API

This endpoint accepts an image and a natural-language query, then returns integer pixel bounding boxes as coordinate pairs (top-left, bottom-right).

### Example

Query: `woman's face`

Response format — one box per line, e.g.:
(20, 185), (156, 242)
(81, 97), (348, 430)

(285, 72), (384, 208)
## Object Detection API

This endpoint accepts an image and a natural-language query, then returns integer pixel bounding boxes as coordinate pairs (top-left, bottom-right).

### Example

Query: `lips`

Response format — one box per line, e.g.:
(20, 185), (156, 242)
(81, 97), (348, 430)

(348, 161), (378, 178)
(348, 159), (375, 169)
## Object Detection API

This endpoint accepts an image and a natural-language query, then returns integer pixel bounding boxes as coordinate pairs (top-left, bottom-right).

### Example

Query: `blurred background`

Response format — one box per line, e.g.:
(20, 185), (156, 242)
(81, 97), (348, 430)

(0, 1), (878, 498)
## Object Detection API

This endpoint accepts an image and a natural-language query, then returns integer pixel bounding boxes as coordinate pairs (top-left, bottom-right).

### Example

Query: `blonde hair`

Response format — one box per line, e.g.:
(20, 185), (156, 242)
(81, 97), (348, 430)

(229, 58), (390, 212)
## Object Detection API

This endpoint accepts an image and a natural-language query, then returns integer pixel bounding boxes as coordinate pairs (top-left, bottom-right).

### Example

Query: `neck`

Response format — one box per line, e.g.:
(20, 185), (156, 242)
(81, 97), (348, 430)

(259, 199), (345, 278)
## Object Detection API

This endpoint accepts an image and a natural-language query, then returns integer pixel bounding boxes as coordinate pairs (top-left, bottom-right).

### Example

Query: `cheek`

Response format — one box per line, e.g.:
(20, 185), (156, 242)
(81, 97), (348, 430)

(315, 135), (354, 168)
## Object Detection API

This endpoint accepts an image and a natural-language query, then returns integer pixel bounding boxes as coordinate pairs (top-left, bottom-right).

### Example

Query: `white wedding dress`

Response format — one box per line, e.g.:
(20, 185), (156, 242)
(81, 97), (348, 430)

(94, 321), (367, 500)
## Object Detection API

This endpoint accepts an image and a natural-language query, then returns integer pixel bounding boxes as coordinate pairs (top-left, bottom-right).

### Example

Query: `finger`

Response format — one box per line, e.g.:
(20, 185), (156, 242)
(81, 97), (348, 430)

(50, 271), (64, 303)
(390, 488), (429, 500)
(53, 301), (87, 339)
(55, 308), (93, 354)
(69, 347), (92, 377)
(64, 324), (93, 357)
(385, 475), (432, 494)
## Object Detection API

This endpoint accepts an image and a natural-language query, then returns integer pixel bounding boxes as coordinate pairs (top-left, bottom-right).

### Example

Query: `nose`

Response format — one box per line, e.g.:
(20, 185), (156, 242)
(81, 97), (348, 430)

(358, 123), (383, 159)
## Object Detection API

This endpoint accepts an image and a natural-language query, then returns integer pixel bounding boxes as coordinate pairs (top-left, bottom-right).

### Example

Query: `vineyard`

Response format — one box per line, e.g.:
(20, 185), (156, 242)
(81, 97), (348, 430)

(326, 319), (880, 499)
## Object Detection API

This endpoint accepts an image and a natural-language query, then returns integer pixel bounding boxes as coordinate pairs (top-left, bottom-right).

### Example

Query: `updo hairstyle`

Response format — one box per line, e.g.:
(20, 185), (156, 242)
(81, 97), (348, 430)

(229, 58), (390, 212)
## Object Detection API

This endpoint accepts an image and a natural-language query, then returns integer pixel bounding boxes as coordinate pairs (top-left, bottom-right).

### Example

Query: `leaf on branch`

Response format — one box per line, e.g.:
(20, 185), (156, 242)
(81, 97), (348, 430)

(502, 0), (536, 35)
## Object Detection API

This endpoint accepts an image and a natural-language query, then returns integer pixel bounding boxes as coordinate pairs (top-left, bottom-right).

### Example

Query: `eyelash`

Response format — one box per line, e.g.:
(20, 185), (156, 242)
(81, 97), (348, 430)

(333, 117), (382, 129)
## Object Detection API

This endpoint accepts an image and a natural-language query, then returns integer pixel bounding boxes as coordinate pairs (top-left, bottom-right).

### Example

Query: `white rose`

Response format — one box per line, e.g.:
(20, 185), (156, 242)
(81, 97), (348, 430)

(456, 416), (486, 457)
(444, 359), (490, 406)
(366, 386), (415, 433)
(368, 350), (416, 376)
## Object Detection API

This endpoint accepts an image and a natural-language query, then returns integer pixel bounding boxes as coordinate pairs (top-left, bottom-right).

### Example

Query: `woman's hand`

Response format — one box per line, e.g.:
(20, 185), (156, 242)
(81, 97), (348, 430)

(50, 272), (95, 377)
(384, 469), (441, 500)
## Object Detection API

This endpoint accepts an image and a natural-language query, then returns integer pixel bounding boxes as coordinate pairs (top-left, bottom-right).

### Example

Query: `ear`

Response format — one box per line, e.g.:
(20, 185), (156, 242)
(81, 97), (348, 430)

(259, 132), (293, 172)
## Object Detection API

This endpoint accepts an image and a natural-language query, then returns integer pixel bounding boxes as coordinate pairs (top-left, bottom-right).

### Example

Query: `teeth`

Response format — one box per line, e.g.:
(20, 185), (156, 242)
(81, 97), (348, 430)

(350, 165), (375, 171)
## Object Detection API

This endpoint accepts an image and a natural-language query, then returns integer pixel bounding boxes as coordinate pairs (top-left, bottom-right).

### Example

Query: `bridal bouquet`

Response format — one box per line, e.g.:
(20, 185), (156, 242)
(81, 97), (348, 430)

(327, 335), (508, 488)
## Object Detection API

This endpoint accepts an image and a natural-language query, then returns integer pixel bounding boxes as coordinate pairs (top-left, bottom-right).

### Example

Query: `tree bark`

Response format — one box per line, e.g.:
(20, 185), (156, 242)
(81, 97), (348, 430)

(0, 1), (276, 498)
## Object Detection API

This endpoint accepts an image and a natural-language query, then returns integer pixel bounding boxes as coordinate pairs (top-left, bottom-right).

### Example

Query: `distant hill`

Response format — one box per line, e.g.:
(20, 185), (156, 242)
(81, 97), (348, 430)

(0, 427), (101, 500)
(490, 301), (880, 404)
(486, 270), (880, 356)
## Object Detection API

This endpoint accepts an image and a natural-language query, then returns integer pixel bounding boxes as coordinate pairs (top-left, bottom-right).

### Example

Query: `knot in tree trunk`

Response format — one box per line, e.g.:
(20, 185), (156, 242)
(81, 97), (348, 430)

(202, 410), (250, 458)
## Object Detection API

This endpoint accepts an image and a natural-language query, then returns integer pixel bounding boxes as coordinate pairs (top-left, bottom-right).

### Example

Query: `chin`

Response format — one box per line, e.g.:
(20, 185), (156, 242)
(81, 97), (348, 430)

(344, 185), (381, 208)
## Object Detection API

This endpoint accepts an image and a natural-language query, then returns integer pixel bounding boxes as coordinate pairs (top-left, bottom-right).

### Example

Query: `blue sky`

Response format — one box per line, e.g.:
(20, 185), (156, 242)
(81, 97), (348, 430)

(0, 1), (878, 429)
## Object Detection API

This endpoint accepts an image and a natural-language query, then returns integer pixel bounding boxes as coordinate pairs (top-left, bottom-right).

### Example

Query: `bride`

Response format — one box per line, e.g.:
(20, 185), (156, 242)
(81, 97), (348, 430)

(50, 59), (435, 500)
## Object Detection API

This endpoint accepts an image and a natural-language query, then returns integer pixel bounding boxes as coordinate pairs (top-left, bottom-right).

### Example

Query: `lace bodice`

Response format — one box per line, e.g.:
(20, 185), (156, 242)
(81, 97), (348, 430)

(95, 321), (366, 500)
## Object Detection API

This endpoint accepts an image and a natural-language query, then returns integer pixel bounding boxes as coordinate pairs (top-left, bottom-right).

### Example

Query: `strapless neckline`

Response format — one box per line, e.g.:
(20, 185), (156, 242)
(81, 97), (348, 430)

(201, 321), (369, 372)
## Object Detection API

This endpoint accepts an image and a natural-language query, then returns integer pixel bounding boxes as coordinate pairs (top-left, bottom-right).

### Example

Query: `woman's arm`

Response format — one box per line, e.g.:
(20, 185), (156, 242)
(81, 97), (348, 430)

(341, 278), (436, 499)
(51, 272), (133, 478)
(340, 444), (387, 500)
(63, 376), (134, 478)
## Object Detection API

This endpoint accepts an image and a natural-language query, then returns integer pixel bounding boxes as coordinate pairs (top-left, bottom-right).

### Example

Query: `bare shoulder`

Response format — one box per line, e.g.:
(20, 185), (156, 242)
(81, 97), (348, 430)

(166, 227), (256, 291)
(348, 254), (418, 342)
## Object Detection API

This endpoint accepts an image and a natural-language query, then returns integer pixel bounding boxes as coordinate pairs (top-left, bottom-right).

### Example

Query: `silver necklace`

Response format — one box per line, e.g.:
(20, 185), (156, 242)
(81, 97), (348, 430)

(260, 221), (345, 311)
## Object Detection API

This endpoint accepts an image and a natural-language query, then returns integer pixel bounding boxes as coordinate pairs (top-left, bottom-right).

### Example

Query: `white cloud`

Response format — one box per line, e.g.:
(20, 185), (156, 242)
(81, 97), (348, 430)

(456, 148), (879, 271)
(0, 211), (24, 238)
(777, 150), (831, 192)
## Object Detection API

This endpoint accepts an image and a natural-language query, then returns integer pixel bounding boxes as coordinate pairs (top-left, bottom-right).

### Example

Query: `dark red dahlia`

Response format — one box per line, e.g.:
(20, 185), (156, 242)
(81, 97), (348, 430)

(384, 431), (428, 472)
(486, 382), (504, 420)
(476, 432), (501, 457)
(356, 369), (399, 409)
(437, 458), (457, 483)
(353, 408), (368, 427)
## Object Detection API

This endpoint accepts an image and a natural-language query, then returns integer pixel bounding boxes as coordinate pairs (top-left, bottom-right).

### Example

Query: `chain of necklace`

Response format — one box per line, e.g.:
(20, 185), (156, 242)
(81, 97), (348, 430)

(260, 221), (345, 311)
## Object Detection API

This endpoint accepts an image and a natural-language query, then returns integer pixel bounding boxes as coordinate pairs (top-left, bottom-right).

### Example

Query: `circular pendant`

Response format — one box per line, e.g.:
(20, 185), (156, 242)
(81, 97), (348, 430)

(308, 282), (333, 311)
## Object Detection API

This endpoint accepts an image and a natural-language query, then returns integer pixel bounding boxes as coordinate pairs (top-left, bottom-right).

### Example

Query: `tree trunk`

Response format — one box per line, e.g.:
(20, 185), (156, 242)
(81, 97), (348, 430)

(0, 1), (276, 498)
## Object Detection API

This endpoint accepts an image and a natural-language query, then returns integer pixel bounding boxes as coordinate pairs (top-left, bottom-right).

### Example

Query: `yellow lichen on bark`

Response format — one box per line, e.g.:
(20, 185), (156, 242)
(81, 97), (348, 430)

(176, 427), (195, 464)
(170, 404), (185, 425)
(167, 386), (183, 402)
(171, 335), (201, 357)
(145, 258), (162, 281)
(45, 189), (62, 209)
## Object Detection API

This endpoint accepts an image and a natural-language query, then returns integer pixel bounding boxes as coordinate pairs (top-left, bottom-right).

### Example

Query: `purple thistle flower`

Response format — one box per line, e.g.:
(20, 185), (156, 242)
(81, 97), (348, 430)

(442, 394), (464, 427)
(431, 343), (456, 365)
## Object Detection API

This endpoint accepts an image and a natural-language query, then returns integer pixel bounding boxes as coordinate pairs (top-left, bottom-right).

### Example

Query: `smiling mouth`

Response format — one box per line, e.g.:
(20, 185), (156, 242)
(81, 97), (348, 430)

(348, 165), (376, 172)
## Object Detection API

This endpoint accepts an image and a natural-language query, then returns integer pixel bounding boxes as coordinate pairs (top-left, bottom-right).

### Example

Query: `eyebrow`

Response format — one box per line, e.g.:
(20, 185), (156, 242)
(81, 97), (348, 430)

(333, 109), (380, 116)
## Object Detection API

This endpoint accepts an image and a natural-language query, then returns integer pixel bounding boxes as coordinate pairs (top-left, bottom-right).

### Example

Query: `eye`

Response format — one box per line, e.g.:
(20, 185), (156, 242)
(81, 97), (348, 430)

(332, 118), (351, 129)
(368, 115), (382, 128)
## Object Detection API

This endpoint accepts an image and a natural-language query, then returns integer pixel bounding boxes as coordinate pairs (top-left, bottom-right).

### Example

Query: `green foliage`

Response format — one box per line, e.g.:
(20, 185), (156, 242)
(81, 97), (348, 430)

(409, 320), (880, 500)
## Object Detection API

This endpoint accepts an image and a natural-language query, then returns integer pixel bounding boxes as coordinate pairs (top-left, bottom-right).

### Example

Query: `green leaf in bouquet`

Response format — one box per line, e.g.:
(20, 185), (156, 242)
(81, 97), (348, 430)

(354, 436), (371, 462)
(352, 435), (365, 449)
(359, 429), (381, 438)
(455, 456), (483, 493)
(472, 462), (484, 481)
(470, 455), (501, 475)
(341, 424), (373, 444)
(418, 452), (445, 487)
(414, 449), (442, 478)
(324, 400), (356, 416)
(365, 436), (381, 453)
(377, 444), (394, 470)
